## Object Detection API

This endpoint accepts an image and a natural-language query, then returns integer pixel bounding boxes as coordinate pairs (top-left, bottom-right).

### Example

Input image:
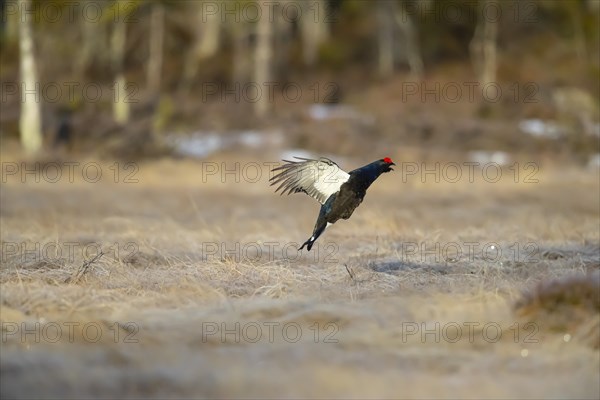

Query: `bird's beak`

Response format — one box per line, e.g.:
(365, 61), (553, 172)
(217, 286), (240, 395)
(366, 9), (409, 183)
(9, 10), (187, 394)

(390, 162), (395, 171)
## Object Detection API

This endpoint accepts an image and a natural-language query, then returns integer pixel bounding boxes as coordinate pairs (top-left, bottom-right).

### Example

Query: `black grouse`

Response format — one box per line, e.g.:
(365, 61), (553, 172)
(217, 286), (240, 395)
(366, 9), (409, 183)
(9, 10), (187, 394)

(270, 156), (395, 251)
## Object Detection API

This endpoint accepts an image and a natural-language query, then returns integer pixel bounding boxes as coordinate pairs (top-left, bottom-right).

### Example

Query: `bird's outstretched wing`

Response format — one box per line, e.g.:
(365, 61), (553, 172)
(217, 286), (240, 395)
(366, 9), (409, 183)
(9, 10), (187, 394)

(270, 157), (350, 204)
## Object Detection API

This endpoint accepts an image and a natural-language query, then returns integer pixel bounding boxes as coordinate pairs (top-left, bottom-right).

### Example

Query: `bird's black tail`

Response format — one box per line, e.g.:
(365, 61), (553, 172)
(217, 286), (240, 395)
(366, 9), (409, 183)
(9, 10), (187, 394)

(299, 205), (329, 251)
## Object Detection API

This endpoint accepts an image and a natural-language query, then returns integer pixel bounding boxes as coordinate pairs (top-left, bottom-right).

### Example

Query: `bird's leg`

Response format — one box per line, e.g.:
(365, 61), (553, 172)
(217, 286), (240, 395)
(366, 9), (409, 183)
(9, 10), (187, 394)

(299, 221), (331, 251)
(299, 197), (336, 252)
(299, 227), (322, 251)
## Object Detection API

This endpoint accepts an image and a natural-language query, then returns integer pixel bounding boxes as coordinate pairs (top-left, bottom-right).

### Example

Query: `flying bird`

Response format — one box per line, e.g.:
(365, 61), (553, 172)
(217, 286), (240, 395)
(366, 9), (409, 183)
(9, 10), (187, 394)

(270, 156), (395, 251)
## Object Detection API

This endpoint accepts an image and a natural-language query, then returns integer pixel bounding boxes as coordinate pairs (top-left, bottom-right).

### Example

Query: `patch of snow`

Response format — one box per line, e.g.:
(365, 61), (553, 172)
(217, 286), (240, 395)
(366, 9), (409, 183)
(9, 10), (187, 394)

(308, 104), (375, 125)
(518, 119), (563, 139)
(468, 151), (511, 166)
(167, 130), (284, 159)
(169, 132), (226, 158)
(588, 154), (600, 170)
(238, 130), (265, 148)
(239, 129), (284, 148)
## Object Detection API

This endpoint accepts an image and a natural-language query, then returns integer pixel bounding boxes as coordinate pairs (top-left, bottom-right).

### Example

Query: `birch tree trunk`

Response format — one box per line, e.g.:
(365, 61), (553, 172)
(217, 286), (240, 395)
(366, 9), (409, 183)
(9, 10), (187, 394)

(377, 1), (394, 77)
(147, 2), (165, 95)
(111, 13), (129, 124)
(254, 1), (272, 118)
(568, 1), (587, 66)
(300, 0), (328, 67)
(19, 0), (43, 155)
(273, 2), (293, 80)
(179, 1), (220, 93)
(76, 19), (96, 79)
(394, 2), (424, 80)
(232, 20), (251, 84)
(470, 0), (499, 86)
(4, 0), (20, 43)
(75, 0), (108, 80)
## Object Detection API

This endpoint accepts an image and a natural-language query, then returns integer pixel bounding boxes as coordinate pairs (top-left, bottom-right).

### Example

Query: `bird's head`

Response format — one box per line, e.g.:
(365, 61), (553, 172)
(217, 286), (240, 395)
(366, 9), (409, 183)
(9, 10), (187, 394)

(380, 157), (395, 173)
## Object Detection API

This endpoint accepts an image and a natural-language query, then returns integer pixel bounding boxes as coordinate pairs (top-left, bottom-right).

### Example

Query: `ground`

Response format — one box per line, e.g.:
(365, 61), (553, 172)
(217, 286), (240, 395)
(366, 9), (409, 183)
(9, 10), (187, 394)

(1, 150), (599, 399)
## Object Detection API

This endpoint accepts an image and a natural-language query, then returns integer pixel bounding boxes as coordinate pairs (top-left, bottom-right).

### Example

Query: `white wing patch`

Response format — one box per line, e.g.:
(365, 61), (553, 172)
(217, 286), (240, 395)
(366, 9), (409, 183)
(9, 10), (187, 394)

(270, 157), (350, 204)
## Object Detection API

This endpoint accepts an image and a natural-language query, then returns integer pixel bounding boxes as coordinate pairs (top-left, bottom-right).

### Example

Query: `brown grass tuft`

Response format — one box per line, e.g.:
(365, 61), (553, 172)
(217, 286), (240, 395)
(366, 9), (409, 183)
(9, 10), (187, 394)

(515, 270), (600, 348)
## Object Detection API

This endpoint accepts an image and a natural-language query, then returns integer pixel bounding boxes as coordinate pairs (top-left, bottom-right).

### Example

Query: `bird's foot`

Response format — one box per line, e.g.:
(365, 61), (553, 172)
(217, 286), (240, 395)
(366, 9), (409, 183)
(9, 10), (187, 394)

(298, 238), (313, 251)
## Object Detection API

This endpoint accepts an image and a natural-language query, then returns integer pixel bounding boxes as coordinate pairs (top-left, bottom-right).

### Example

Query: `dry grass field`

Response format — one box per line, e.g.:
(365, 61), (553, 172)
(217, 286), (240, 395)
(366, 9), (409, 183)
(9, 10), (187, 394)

(1, 149), (599, 399)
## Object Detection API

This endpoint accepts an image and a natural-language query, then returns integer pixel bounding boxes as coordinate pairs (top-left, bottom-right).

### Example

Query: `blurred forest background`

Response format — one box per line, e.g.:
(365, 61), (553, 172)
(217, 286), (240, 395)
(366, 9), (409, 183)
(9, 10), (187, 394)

(0, 0), (599, 164)
(2, 4), (600, 398)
